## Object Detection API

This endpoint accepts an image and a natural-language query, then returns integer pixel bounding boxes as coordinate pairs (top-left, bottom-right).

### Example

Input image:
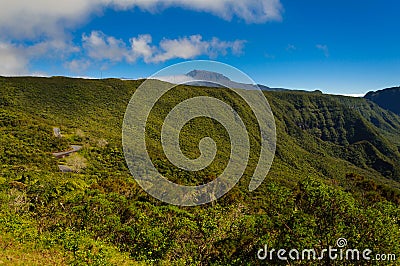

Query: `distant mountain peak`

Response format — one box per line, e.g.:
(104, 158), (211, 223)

(186, 70), (231, 83)
(158, 69), (283, 91)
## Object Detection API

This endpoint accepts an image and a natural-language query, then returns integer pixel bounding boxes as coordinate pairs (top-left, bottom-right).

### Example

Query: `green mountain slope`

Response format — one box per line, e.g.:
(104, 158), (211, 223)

(269, 91), (400, 181)
(365, 86), (400, 116)
(1, 76), (399, 265)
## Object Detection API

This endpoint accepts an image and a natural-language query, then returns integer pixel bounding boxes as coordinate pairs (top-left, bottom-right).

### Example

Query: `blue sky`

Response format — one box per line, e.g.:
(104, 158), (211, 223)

(0, 0), (399, 95)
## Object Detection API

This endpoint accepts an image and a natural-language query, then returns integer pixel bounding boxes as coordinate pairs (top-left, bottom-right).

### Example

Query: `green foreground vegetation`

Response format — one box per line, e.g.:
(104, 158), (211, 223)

(0, 76), (400, 265)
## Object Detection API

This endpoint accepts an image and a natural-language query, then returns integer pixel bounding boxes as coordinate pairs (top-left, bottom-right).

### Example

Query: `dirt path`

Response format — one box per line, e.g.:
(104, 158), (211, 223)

(52, 145), (82, 158)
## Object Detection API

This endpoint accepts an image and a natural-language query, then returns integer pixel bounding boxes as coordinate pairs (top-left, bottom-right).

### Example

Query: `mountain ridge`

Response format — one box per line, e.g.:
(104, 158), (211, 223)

(365, 86), (400, 115)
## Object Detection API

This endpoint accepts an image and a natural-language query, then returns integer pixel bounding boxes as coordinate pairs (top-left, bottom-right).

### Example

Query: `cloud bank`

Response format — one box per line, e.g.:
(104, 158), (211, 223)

(79, 31), (245, 66)
(0, 0), (283, 40)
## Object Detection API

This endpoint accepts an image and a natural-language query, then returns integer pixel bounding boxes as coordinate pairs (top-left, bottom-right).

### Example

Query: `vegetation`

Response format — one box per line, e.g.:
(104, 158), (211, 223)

(0, 76), (399, 265)
(365, 86), (400, 116)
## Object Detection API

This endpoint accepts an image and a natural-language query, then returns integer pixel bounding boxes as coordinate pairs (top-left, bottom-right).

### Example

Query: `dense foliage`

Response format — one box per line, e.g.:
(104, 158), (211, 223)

(0, 76), (399, 265)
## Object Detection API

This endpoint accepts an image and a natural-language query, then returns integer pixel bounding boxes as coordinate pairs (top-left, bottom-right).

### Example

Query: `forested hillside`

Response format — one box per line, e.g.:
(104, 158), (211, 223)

(0, 76), (399, 265)
(365, 86), (400, 116)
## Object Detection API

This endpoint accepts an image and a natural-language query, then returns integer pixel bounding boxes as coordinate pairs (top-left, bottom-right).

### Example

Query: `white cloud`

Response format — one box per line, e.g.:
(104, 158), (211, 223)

(156, 75), (196, 84)
(153, 35), (205, 62)
(0, 0), (94, 40)
(130, 0), (284, 23)
(0, 42), (29, 76)
(316, 44), (329, 57)
(335, 93), (365, 97)
(0, 0), (283, 40)
(128, 34), (157, 63)
(27, 39), (79, 60)
(82, 31), (128, 62)
(209, 37), (246, 57)
(82, 31), (245, 64)
(65, 59), (91, 74)
(0, 39), (78, 76)
(150, 35), (245, 63)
